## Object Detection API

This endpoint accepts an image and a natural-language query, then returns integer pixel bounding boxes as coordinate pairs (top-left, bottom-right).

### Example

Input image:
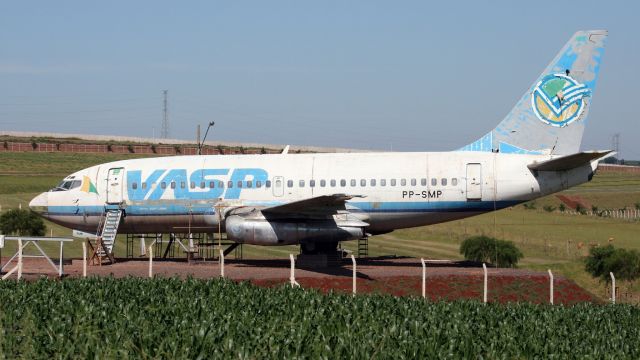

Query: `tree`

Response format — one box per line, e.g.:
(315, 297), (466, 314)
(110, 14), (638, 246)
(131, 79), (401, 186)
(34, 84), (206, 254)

(585, 245), (640, 283)
(459, 235), (523, 268)
(0, 209), (46, 236)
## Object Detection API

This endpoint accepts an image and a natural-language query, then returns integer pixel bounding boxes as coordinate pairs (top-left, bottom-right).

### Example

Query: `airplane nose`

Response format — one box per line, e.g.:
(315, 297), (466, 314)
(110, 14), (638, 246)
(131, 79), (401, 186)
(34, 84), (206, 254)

(29, 192), (48, 215)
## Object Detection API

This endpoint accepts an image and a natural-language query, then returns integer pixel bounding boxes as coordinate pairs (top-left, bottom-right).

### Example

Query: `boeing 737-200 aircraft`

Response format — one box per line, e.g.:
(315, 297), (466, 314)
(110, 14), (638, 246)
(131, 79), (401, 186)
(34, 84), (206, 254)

(30, 30), (610, 257)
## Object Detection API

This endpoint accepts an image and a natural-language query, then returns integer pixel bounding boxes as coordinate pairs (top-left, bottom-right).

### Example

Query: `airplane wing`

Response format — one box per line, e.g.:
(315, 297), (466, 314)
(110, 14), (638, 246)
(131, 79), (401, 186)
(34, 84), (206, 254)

(261, 193), (366, 218)
(527, 151), (614, 171)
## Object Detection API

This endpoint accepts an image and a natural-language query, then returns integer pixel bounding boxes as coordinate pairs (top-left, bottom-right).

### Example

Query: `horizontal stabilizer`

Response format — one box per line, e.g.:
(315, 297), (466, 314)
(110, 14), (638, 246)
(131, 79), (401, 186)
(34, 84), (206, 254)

(527, 151), (613, 171)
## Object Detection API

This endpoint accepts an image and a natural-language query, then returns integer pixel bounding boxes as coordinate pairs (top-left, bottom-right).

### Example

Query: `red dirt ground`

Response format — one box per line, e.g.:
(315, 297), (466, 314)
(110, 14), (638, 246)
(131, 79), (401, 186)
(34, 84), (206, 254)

(1, 256), (599, 304)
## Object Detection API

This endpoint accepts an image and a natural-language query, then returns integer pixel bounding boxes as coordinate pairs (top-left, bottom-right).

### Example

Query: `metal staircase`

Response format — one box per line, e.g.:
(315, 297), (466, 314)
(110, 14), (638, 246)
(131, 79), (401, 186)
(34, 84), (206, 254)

(99, 209), (122, 256)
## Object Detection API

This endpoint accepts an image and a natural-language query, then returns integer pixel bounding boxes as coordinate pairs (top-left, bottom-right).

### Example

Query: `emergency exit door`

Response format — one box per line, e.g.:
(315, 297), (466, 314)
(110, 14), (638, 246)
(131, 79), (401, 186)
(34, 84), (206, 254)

(272, 176), (284, 197)
(106, 168), (124, 204)
(466, 164), (482, 201)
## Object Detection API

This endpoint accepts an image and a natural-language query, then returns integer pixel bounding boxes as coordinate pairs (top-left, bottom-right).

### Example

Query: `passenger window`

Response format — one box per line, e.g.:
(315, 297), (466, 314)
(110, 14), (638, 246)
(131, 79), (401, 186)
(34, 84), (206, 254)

(391, 179), (396, 186)
(287, 180), (293, 188)
(266, 180), (272, 188)
(237, 181), (243, 188)
(350, 179), (356, 187)
(310, 180), (316, 187)
(370, 179), (376, 186)
(170, 181), (176, 189)
(227, 181), (233, 188)
(142, 182), (147, 190)
(441, 178), (447, 186)
(132, 182), (138, 190)
(331, 179), (337, 187)
(421, 178), (427, 186)
(299, 180), (305, 187)
(380, 179), (386, 186)
(161, 182), (167, 189)
(340, 179), (346, 187)
(411, 179), (416, 186)
(200, 182), (205, 189)
(431, 178), (437, 186)
(190, 182), (196, 189)
(320, 180), (326, 187)
(209, 181), (215, 188)
(247, 180), (252, 188)
(256, 180), (262, 188)
(219, 181), (225, 189)
(452, 178), (458, 186)
(181, 181), (186, 189)
(401, 179), (407, 186)
(360, 179), (366, 187)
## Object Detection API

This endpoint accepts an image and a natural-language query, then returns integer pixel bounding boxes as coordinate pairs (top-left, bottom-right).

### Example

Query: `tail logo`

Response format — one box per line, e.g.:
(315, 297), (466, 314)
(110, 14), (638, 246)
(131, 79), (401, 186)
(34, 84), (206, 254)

(531, 73), (590, 127)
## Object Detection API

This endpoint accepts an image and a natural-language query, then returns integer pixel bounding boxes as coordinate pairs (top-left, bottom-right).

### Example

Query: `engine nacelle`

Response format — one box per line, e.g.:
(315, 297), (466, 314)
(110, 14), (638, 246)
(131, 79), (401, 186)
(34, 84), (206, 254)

(225, 213), (364, 245)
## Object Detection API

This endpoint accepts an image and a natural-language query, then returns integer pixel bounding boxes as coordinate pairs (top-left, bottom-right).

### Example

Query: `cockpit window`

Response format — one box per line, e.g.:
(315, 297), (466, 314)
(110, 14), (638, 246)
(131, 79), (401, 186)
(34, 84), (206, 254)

(51, 180), (82, 192)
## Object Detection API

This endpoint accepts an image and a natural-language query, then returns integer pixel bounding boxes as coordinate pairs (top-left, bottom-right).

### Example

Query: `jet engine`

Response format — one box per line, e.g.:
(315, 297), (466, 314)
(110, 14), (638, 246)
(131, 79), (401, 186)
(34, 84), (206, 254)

(224, 209), (366, 246)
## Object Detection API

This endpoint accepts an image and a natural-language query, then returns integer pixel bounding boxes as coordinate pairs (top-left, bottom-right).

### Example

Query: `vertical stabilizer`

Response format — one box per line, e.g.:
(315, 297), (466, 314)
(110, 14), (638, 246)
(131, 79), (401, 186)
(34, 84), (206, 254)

(460, 30), (607, 155)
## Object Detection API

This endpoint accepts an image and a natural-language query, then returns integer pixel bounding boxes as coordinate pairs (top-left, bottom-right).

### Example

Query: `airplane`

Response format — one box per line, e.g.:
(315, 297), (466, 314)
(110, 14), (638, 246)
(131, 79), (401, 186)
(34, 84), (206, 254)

(29, 30), (609, 259)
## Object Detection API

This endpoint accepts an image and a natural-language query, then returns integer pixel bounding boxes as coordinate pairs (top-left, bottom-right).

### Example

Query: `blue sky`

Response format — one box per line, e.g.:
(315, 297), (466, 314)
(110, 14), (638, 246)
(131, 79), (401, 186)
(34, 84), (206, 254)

(1, 1), (638, 158)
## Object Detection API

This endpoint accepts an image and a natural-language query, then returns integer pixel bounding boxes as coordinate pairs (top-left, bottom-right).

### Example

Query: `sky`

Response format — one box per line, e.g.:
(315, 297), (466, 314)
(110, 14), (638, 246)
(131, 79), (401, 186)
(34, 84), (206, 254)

(1, 1), (639, 158)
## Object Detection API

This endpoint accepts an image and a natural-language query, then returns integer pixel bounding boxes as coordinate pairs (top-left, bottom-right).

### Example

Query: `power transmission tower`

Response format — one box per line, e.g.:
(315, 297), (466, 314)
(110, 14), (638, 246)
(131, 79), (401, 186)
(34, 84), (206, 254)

(161, 90), (169, 139)
(611, 133), (620, 162)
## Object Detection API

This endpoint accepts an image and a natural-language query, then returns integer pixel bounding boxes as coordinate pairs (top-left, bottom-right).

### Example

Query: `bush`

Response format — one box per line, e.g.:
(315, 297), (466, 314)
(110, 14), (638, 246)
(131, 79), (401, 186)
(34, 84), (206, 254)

(460, 236), (523, 268)
(543, 205), (556, 213)
(150, 144), (157, 154)
(575, 204), (587, 215)
(559, 203), (566, 212)
(523, 201), (536, 210)
(0, 209), (46, 236)
(585, 245), (640, 283)
(635, 202), (640, 211)
(127, 144), (134, 153)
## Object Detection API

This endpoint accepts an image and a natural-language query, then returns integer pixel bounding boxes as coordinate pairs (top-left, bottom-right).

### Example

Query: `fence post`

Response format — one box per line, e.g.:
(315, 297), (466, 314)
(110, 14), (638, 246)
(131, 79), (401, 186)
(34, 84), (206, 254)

(421, 258), (426, 299)
(82, 241), (87, 278)
(351, 255), (356, 295)
(610, 272), (616, 304)
(289, 254), (299, 287)
(148, 245), (153, 278)
(548, 269), (554, 305)
(482, 263), (487, 303)
(17, 238), (23, 280)
(219, 248), (224, 278)
(59, 240), (64, 277)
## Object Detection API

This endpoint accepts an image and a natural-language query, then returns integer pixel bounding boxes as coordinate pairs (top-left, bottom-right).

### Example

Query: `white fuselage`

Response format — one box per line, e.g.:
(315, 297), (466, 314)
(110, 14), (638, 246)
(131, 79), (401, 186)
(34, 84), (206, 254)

(30, 151), (596, 239)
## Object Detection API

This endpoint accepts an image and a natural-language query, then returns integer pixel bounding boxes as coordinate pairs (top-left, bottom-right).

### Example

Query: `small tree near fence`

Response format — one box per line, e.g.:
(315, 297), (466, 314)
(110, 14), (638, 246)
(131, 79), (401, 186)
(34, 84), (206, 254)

(0, 209), (46, 236)
(585, 245), (640, 284)
(460, 236), (523, 268)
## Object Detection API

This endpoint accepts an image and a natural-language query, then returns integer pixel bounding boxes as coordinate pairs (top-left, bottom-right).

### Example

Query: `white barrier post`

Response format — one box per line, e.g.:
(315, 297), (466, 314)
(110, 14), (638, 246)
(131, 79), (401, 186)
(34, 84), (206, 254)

(351, 255), (356, 295)
(82, 241), (87, 278)
(421, 258), (426, 299)
(289, 254), (299, 287)
(482, 263), (487, 303)
(148, 245), (153, 278)
(17, 238), (23, 280)
(219, 248), (224, 278)
(610, 272), (616, 304)
(58, 239), (64, 277)
(548, 269), (554, 305)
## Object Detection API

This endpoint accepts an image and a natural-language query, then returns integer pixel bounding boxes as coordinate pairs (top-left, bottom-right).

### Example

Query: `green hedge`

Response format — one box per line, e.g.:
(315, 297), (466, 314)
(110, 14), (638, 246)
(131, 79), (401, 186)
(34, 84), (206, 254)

(0, 278), (639, 358)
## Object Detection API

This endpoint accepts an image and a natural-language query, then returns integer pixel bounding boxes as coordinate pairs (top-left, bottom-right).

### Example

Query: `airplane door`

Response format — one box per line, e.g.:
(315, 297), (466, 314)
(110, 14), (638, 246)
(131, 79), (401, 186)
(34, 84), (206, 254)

(106, 167), (124, 204)
(272, 176), (284, 197)
(466, 164), (482, 201)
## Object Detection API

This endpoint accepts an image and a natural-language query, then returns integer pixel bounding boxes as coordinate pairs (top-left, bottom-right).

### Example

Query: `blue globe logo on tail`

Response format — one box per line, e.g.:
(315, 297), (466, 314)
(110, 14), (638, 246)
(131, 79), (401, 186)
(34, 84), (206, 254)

(531, 73), (591, 127)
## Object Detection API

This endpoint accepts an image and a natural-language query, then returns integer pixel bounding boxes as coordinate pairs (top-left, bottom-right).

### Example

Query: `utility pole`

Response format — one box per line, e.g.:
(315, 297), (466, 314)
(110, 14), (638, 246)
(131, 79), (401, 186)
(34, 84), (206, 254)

(161, 90), (169, 139)
(612, 133), (620, 163)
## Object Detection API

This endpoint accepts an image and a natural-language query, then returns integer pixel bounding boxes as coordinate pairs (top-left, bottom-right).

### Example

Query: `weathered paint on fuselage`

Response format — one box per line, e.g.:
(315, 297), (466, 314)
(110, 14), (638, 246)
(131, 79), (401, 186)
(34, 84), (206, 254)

(32, 151), (597, 237)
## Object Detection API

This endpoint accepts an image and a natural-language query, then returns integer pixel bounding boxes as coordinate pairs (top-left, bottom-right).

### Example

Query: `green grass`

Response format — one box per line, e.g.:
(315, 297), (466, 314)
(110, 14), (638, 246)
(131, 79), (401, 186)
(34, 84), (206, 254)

(1, 152), (639, 302)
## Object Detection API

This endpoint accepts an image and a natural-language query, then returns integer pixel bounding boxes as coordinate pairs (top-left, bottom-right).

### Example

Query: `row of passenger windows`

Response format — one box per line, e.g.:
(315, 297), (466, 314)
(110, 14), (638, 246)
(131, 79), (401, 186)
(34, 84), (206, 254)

(130, 178), (458, 190)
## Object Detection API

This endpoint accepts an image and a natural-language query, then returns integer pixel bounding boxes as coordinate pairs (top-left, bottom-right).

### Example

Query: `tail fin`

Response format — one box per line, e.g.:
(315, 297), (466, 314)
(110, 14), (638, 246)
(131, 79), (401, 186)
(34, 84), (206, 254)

(460, 30), (607, 155)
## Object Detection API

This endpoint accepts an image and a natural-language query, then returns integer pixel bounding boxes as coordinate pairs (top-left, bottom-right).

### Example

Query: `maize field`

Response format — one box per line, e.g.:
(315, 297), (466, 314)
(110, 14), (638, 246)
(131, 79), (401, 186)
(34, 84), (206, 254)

(0, 277), (638, 358)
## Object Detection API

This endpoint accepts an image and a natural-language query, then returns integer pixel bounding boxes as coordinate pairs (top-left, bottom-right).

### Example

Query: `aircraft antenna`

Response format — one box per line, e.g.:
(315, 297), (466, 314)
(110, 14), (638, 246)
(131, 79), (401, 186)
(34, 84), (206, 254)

(161, 90), (169, 139)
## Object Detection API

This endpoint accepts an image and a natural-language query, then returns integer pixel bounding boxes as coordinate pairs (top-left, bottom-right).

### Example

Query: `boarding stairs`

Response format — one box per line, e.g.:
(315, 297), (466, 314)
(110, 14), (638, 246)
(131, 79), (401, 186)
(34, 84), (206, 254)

(89, 209), (122, 264)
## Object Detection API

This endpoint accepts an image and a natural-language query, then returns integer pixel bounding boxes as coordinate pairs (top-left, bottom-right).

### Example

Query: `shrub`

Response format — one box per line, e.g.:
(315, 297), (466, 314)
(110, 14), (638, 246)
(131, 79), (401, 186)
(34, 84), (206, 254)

(260, 147), (267, 154)
(576, 204), (587, 215)
(127, 144), (134, 153)
(635, 202), (640, 211)
(2, 141), (7, 149)
(174, 145), (182, 154)
(0, 209), (46, 236)
(460, 236), (523, 268)
(543, 205), (556, 213)
(523, 201), (536, 210)
(585, 245), (640, 283)
(150, 144), (157, 154)
(31, 141), (38, 150)
(216, 145), (224, 155)
(559, 203), (566, 212)
(238, 146), (246, 154)
(107, 143), (113, 152)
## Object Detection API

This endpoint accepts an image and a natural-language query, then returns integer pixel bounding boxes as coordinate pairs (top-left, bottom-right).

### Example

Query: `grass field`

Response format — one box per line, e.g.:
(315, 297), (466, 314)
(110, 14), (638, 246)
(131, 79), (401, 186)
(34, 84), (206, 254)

(1, 152), (639, 302)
